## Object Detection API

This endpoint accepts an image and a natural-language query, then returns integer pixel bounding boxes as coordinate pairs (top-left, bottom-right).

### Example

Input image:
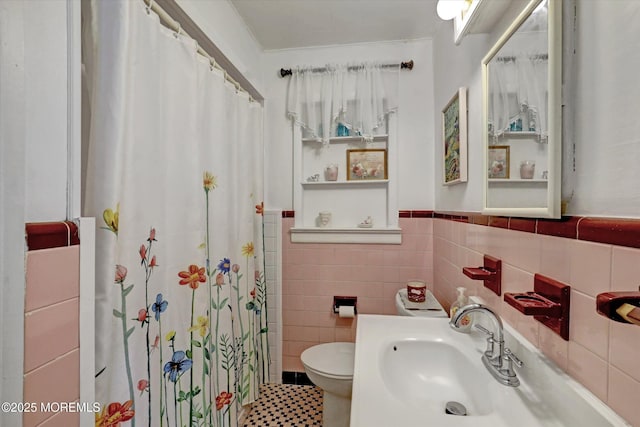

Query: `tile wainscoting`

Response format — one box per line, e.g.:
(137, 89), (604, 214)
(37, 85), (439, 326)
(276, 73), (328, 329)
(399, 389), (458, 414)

(263, 211), (282, 384)
(432, 213), (640, 426)
(281, 213), (434, 372)
(24, 221), (81, 427)
(278, 210), (640, 426)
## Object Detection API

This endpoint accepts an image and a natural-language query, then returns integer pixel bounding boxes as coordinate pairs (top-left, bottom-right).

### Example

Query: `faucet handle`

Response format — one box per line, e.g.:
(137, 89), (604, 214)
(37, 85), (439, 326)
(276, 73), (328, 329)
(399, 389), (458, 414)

(474, 324), (496, 358)
(475, 324), (493, 336)
(504, 348), (523, 368)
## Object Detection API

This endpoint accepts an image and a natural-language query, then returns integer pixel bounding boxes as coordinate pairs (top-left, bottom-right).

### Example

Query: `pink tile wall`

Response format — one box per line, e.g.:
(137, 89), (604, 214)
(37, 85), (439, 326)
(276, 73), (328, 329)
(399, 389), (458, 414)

(281, 217), (434, 371)
(433, 218), (640, 426)
(24, 246), (80, 427)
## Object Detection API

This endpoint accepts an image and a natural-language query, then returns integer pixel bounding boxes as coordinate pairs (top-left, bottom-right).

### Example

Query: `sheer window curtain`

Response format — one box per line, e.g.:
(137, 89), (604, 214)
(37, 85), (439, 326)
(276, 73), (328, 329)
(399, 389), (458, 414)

(488, 55), (548, 141)
(286, 63), (399, 142)
(83, 2), (268, 426)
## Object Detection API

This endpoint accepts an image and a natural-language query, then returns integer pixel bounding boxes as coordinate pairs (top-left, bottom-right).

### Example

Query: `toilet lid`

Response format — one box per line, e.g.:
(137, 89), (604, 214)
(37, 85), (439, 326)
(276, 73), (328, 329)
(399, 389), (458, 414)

(301, 342), (354, 378)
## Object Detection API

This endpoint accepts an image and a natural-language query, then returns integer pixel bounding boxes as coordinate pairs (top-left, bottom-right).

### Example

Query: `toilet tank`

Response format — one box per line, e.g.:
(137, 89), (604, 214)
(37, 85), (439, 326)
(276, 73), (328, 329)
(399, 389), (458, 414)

(395, 288), (447, 318)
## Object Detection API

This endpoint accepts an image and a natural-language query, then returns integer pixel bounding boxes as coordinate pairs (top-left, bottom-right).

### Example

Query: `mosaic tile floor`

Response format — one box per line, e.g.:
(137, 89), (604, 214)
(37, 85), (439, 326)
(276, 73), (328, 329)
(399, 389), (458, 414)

(242, 383), (323, 426)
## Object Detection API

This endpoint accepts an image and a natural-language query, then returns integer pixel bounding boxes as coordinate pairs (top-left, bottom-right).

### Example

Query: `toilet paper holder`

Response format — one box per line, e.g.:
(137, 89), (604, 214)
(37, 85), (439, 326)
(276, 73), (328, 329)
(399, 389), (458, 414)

(333, 296), (357, 314)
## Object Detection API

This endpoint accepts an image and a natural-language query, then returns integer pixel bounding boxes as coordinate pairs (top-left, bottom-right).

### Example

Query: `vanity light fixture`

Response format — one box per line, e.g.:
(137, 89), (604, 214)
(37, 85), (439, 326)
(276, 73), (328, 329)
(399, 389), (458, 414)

(436, 0), (470, 21)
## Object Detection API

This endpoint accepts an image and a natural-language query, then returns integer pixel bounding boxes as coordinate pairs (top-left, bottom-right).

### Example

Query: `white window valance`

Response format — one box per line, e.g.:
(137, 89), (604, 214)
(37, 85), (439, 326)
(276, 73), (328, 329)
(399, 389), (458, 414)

(488, 54), (548, 142)
(286, 63), (400, 142)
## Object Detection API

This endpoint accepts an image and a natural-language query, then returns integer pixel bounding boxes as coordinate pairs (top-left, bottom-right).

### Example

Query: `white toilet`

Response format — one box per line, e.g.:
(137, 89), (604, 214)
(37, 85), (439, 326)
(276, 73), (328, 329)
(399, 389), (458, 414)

(395, 288), (448, 317)
(300, 290), (445, 427)
(301, 342), (354, 427)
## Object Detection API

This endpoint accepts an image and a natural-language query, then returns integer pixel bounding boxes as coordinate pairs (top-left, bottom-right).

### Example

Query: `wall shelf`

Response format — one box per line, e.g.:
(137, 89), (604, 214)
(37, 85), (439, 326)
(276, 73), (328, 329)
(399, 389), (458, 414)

(489, 179), (548, 184)
(293, 117), (398, 243)
(302, 135), (388, 144)
(495, 131), (543, 139)
(290, 227), (402, 244)
(301, 179), (389, 187)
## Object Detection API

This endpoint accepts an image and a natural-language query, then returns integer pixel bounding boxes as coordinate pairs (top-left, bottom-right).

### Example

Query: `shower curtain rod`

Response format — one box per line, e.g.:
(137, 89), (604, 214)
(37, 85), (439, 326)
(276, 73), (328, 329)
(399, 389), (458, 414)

(143, 0), (257, 102)
(279, 60), (414, 78)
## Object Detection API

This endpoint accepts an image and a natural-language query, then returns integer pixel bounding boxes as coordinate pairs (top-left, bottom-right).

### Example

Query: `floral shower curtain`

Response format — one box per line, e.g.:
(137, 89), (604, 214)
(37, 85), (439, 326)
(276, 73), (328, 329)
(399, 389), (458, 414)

(83, 1), (268, 426)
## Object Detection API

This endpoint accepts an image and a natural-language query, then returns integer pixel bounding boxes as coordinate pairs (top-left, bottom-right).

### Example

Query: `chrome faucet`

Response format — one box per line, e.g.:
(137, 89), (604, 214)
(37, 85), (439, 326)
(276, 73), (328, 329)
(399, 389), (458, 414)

(450, 303), (523, 387)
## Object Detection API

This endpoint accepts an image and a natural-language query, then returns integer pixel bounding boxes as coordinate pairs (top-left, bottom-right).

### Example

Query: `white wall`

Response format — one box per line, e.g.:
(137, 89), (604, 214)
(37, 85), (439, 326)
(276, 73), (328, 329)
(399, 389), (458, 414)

(262, 39), (436, 211)
(23, 0), (71, 222)
(570, 0), (640, 217)
(434, 0), (640, 218)
(432, 29), (490, 212)
(0, 2), (27, 423)
(175, 0), (265, 95)
(0, 1), (76, 422)
(433, 0), (528, 213)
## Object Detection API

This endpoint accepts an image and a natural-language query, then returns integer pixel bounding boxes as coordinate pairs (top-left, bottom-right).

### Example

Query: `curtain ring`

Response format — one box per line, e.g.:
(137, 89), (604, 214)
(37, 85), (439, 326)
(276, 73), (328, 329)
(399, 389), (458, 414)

(174, 23), (182, 39)
(209, 58), (217, 72)
(146, 0), (154, 15)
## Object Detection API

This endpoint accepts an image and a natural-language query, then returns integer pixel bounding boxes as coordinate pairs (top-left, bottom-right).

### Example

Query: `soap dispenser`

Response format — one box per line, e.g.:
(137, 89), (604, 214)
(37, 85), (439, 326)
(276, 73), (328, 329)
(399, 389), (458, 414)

(450, 287), (472, 332)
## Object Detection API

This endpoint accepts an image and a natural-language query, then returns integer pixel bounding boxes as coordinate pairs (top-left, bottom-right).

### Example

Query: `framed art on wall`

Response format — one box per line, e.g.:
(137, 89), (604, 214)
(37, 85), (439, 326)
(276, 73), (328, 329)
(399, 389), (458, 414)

(347, 149), (388, 180)
(488, 145), (510, 179)
(443, 87), (468, 185)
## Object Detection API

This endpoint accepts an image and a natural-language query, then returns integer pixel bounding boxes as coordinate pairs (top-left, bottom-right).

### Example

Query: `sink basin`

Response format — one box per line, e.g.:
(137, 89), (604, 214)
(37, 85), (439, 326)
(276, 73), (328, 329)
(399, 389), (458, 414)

(351, 314), (630, 427)
(380, 339), (492, 415)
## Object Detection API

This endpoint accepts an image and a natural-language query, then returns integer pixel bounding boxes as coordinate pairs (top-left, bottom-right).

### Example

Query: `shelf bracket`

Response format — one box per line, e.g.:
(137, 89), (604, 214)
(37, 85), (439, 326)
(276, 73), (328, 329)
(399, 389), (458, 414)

(463, 255), (501, 296)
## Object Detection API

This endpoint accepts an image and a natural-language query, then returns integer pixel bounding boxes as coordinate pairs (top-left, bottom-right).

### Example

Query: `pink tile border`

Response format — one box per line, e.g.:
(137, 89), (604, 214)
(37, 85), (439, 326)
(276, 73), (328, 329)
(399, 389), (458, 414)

(578, 217), (640, 248)
(25, 221), (79, 250)
(538, 216), (580, 239)
(509, 218), (536, 233)
(282, 209), (640, 250)
(488, 216), (509, 229)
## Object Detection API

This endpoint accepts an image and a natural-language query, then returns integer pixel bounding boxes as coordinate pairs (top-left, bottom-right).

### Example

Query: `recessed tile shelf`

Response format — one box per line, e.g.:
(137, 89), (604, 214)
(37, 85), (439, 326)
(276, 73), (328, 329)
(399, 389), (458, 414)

(295, 123), (396, 244)
(301, 180), (389, 187)
(290, 226), (402, 244)
(500, 131), (542, 138)
(302, 135), (388, 144)
(488, 179), (547, 184)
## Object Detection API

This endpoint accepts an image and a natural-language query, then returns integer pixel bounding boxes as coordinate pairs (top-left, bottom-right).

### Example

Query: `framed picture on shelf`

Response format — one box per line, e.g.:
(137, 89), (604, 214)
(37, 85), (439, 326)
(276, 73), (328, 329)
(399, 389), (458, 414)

(442, 87), (468, 185)
(347, 149), (387, 180)
(488, 145), (510, 179)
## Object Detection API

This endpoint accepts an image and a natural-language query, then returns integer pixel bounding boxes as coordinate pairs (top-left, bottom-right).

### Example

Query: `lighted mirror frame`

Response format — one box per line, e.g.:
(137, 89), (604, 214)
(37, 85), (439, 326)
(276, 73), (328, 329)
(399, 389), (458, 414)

(482, 0), (562, 218)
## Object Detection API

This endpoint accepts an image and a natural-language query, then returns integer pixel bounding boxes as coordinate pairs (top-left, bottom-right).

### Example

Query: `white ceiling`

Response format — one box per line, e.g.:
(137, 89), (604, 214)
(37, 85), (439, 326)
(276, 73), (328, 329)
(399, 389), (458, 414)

(229, 0), (442, 50)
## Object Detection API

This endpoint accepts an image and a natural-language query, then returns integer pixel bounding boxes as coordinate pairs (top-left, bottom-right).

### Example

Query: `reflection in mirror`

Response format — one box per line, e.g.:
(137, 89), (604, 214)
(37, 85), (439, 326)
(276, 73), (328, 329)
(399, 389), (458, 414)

(483, 0), (561, 218)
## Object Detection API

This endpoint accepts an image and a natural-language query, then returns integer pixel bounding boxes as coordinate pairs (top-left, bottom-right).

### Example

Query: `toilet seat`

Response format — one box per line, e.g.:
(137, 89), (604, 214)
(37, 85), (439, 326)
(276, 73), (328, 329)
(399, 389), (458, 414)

(301, 342), (354, 379)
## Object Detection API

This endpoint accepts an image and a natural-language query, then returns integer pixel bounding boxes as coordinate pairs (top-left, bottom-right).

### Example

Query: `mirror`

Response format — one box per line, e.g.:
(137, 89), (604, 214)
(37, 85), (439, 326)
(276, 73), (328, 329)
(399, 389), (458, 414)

(482, 0), (561, 218)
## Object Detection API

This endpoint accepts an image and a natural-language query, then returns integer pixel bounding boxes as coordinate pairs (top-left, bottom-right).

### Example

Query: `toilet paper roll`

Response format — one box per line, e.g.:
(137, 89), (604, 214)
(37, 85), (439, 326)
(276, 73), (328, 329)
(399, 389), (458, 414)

(338, 305), (355, 318)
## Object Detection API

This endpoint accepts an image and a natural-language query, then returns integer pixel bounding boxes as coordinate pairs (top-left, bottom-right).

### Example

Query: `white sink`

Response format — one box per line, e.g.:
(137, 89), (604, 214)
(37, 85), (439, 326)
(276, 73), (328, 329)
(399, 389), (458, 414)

(351, 315), (630, 427)
(380, 339), (491, 416)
